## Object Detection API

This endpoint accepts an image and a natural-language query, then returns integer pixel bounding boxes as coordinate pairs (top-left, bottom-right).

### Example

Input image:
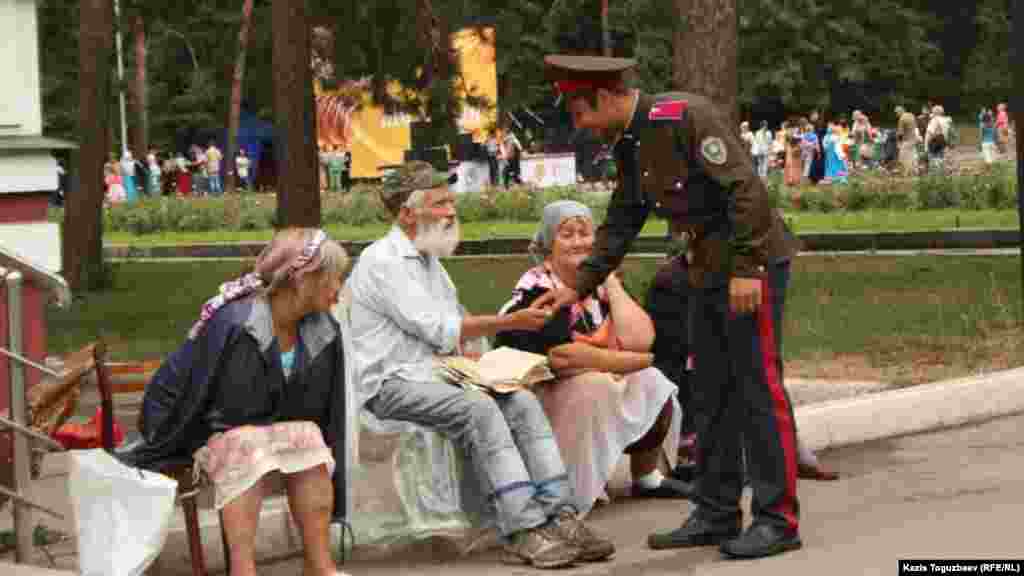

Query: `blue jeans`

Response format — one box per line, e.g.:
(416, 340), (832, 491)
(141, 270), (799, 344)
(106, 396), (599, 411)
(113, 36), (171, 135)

(753, 154), (768, 179)
(208, 173), (223, 196)
(367, 379), (570, 536)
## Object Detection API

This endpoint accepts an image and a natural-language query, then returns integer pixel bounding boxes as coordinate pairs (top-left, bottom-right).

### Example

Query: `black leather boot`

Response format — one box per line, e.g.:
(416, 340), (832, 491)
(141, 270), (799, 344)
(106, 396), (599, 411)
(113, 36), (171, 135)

(720, 522), (802, 559)
(647, 510), (741, 550)
(669, 461), (697, 483)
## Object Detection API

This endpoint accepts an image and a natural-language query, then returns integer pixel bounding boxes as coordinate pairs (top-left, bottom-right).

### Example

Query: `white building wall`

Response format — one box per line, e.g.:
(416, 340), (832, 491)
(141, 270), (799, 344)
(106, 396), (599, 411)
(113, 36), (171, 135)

(0, 151), (58, 193)
(0, 0), (43, 136)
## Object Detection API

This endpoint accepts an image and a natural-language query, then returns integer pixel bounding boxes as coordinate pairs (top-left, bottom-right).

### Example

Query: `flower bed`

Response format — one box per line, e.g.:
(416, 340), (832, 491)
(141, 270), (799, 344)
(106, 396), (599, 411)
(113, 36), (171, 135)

(49, 164), (1018, 236)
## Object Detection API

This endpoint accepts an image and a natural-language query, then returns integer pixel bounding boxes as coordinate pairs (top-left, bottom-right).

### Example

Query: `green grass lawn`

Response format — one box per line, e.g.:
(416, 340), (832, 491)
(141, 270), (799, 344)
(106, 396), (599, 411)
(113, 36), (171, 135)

(48, 255), (1023, 384)
(101, 209), (1020, 246)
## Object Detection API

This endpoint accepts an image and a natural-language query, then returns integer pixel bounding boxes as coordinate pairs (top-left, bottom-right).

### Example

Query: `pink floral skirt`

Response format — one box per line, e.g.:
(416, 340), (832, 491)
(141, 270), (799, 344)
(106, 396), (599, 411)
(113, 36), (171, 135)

(193, 421), (335, 509)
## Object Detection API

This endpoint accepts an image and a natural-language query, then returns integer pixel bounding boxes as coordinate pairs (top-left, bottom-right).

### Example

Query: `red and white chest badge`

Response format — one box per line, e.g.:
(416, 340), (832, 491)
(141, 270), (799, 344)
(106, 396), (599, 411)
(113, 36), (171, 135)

(649, 99), (688, 121)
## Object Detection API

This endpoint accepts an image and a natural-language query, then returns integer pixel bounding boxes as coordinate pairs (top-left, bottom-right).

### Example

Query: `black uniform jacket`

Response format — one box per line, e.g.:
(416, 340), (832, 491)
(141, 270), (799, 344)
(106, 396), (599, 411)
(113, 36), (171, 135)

(576, 92), (801, 294)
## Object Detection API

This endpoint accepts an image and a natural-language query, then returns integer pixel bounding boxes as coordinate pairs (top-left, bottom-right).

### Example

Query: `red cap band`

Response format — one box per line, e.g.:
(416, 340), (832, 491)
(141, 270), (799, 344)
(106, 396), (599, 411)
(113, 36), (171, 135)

(554, 79), (613, 95)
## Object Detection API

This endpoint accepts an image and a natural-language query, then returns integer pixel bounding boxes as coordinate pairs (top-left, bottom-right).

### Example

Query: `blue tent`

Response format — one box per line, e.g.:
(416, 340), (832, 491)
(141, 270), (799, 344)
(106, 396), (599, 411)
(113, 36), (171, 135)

(176, 109), (276, 189)
(228, 110), (275, 189)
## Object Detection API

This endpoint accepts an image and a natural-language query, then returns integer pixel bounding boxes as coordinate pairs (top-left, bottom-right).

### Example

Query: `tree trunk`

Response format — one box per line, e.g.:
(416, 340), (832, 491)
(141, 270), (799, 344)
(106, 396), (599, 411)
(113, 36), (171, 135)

(1011, 0), (1024, 303)
(601, 0), (611, 57)
(66, 0), (112, 291)
(272, 0), (320, 227)
(225, 0), (255, 195)
(415, 0), (457, 158)
(132, 15), (147, 160)
(672, 0), (738, 124)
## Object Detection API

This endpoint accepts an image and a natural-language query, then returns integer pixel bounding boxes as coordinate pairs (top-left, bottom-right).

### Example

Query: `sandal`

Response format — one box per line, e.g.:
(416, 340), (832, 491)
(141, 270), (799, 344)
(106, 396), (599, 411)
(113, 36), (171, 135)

(798, 463), (839, 481)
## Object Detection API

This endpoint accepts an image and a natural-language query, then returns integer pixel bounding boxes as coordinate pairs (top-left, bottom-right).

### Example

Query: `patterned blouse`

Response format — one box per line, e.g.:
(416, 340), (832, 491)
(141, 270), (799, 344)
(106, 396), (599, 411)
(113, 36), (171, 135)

(494, 265), (612, 355)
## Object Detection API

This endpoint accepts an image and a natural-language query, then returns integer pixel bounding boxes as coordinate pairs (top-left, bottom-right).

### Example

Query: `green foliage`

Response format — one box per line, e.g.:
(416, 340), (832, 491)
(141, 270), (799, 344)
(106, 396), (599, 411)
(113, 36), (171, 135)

(36, 0), (1013, 153)
(778, 166), (1013, 214)
(63, 165), (1016, 238)
(879, 184), (916, 211)
(839, 178), (873, 211)
(913, 174), (958, 209)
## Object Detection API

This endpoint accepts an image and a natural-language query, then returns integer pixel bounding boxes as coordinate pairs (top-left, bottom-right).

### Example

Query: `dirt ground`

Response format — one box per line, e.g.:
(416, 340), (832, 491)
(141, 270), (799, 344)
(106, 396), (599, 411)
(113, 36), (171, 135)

(786, 327), (1024, 385)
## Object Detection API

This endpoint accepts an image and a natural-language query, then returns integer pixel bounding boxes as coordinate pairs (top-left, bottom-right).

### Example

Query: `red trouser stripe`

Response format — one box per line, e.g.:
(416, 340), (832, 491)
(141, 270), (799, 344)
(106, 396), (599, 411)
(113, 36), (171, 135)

(757, 279), (799, 530)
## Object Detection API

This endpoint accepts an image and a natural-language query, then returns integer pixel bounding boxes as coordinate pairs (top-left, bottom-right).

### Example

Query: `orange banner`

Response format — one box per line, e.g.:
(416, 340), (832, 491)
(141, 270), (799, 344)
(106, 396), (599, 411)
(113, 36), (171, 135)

(315, 27), (497, 179)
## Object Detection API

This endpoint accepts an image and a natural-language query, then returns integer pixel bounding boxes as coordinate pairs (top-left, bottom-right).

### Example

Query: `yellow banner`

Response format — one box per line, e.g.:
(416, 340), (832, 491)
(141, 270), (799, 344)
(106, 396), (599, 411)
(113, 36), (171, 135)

(316, 27), (497, 179)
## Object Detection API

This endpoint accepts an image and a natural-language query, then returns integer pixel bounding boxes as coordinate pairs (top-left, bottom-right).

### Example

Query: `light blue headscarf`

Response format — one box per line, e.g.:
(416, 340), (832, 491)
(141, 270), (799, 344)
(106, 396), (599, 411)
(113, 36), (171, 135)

(528, 200), (593, 265)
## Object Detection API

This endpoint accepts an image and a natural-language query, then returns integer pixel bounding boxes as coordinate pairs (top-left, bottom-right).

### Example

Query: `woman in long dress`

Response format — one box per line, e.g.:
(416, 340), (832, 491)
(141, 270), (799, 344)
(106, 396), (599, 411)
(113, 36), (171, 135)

(496, 201), (688, 515)
(822, 125), (849, 184)
(809, 111), (827, 184)
(783, 122), (803, 187)
(104, 163), (126, 204)
(175, 152), (192, 197)
(850, 111), (873, 170)
(121, 151), (138, 203)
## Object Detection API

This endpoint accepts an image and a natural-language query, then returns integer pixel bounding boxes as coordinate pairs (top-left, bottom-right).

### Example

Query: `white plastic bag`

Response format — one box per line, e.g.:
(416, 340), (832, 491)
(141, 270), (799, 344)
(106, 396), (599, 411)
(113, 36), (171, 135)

(68, 449), (178, 576)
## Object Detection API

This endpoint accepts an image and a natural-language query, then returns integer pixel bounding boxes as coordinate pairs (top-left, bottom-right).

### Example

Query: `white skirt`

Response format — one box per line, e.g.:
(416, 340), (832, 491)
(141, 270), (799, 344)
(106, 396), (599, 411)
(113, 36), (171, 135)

(535, 367), (680, 515)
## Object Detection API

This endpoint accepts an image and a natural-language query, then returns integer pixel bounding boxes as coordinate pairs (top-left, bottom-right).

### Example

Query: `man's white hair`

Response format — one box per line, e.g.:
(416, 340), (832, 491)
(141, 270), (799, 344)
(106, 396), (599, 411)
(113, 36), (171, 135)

(402, 188), (430, 212)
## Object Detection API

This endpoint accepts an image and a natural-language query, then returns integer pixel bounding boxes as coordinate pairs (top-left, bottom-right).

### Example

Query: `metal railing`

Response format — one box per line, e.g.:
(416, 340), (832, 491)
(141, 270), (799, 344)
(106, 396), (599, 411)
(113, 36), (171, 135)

(0, 259), (71, 564)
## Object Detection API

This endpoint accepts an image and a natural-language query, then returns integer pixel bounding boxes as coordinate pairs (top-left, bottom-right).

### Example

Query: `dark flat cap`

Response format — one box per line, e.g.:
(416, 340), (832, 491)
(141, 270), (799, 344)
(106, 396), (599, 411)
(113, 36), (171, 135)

(544, 54), (637, 95)
(379, 160), (453, 215)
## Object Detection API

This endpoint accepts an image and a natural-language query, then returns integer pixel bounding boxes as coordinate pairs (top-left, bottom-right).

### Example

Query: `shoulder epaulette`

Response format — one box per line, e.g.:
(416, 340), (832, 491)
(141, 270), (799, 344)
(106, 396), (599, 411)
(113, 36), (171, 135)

(649, 99), (688, 121)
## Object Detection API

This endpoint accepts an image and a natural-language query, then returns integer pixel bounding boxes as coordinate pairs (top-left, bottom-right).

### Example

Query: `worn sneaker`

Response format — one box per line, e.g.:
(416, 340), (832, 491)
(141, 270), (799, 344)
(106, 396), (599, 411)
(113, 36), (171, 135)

(552, 509), (616, 562)
(501, 523), (580, 569)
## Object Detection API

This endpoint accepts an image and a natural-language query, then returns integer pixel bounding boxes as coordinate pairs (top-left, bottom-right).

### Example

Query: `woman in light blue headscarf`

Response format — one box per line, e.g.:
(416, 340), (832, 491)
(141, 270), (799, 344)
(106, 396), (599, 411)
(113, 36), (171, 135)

(495, 200), (689, 514)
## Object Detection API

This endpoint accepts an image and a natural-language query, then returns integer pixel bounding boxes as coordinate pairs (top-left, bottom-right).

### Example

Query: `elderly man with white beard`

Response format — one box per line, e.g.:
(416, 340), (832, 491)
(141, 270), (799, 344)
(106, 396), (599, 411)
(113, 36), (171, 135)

(347, 161), (615, 568)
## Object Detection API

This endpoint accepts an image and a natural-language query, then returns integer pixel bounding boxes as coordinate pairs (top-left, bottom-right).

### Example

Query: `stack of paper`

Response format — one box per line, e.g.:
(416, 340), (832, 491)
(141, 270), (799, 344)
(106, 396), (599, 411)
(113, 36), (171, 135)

(436, 346), (555, 394)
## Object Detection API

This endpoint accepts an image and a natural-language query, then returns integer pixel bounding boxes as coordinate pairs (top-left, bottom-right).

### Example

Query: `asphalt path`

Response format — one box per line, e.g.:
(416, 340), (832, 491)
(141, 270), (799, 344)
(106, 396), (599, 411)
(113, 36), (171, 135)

(259, 412), (1024, 576)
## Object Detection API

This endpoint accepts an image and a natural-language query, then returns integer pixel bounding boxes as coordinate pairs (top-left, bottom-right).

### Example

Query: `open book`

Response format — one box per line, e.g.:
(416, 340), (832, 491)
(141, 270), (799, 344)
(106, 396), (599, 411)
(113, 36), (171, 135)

(436, 346), (555, 394)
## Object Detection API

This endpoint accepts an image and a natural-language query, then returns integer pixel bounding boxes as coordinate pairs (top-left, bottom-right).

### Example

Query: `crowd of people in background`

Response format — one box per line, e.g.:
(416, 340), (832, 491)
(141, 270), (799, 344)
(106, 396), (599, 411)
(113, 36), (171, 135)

(103, 141), (354, 206)
(740, 102), (1014, 187)
(98, 102), (1015, 206)
(104, 141), (232, 205)
(485, 128), (524, 188)
(318, 144), (353, 193)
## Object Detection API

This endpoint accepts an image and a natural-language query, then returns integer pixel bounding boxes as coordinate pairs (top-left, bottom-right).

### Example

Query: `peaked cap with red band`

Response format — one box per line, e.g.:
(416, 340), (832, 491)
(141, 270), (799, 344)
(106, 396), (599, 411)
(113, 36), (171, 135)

(544, 54), (637, 96)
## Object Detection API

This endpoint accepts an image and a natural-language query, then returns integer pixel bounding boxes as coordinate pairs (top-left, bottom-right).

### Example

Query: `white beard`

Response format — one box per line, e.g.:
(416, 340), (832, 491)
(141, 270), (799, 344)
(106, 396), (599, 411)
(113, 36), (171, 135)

(414, 217), (461, 258)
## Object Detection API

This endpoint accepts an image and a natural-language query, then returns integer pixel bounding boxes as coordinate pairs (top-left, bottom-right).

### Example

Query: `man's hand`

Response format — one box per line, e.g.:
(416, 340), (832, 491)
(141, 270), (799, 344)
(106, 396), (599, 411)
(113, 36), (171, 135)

(505, 307), (552, 331)
(530, 286), (580, 315)
(729, 277), (763, 315)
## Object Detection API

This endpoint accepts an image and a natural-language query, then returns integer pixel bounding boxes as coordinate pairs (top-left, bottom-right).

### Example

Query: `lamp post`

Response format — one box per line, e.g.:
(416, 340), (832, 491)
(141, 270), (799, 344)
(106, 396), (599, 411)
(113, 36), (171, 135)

(113, 0), (128, 156)
(601, 0), (611, 56)
(1014, 0), (1024, 309)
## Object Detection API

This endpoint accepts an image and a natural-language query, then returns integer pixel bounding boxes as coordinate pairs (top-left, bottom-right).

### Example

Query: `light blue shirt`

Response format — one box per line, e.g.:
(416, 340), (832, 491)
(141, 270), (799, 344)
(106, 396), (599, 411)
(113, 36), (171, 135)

(281, 348), (296, 378)
(348, 226), (463, 408)
(981, 125), (996, 144)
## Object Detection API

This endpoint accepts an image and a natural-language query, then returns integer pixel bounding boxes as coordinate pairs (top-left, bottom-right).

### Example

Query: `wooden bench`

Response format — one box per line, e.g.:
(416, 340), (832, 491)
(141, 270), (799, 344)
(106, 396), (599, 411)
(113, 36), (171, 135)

(100, 358), (347, 576)
(98, 359), (230, 576)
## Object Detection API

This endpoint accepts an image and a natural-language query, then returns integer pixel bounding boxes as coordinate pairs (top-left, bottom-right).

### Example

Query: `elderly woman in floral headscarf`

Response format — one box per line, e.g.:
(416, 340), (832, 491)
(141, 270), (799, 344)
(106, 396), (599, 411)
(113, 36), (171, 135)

(120, 228), (351, 576)
(495, 201), (689, 515)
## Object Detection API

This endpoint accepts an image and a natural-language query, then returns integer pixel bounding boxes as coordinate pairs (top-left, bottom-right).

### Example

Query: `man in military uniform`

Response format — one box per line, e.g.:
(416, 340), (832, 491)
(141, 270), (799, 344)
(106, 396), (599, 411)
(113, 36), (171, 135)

(533, 54), (803, 559)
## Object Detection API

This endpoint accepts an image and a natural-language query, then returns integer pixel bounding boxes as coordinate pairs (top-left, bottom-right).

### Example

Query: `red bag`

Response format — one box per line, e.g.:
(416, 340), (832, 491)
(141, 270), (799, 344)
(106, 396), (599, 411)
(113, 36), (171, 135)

(54, 406), (125, 450)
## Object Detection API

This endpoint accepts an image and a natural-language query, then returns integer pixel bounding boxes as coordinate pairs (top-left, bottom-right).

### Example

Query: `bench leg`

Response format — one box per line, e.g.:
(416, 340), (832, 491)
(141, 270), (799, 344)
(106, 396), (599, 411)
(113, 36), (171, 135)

(219, 509), (232, 575)
(182, 497), (208, 576)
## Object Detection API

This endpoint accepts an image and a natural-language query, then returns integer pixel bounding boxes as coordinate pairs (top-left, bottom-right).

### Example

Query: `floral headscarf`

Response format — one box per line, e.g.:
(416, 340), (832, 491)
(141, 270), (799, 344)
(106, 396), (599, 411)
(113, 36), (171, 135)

(187, 229), (327, 339)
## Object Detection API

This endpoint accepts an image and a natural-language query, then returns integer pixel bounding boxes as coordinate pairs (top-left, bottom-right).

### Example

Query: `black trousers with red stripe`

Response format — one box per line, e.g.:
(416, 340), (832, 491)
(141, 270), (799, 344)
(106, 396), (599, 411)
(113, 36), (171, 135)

(690, 260), (800, 532)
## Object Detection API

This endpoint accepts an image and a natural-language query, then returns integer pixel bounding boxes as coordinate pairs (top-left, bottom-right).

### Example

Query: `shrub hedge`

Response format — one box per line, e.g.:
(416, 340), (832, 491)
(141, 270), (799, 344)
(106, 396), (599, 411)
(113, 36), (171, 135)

(49, 164), (1017, 236)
